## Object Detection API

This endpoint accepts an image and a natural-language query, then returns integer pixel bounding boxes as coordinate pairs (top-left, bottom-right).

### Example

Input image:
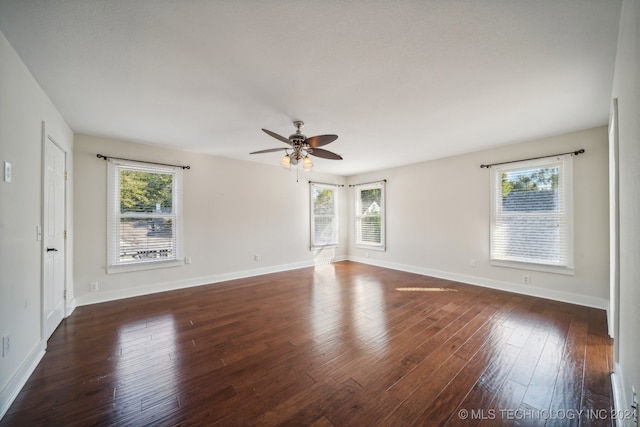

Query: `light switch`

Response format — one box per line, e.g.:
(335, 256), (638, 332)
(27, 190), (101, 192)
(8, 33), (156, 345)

(3, 161), (11, 183)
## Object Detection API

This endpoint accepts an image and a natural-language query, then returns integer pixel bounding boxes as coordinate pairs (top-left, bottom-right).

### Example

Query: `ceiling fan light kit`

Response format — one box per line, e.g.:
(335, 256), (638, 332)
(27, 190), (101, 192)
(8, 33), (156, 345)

(302, 156), (313, 170)
(251, 120), (342, 173)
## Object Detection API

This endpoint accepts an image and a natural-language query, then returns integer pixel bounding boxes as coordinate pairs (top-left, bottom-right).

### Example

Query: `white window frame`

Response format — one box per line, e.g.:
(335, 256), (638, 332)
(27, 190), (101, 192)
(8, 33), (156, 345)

(354, 181), (386, 251)
(490, 155), (574, 275)
(310, 183), (339, 249)
(107, 159), (183, 274)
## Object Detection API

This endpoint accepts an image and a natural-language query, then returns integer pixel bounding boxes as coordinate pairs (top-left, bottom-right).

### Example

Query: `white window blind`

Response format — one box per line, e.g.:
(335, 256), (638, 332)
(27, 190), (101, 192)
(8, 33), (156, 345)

(355, 181), (386, 250)
(310, 183), (339, 248)
(490, 155), (573, 270)
(107, 159), (183, 273)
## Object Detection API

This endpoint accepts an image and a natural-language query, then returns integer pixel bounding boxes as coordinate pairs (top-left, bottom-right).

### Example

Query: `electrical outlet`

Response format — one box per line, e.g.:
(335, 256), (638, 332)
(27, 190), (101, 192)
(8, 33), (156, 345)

(90, 282), (99, 292)
(254, 254), (260, 262)
(2, 334), (9, 357)
(185, 256), (192, 264)
(469, 258), (476, 268)
(523, 275), (530, 284)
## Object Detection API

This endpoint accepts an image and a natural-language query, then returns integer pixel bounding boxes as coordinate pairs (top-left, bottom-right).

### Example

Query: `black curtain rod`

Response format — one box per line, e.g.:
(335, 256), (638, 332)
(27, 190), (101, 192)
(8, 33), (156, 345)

(308, 180), (344, 187)
(480, 149), (584, 169)
(97, 154), (191, 170)
(348, 179), (387, 187)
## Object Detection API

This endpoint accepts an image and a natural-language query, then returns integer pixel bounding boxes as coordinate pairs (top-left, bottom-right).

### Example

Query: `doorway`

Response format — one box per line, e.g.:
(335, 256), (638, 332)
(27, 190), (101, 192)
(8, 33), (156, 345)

(42, 133), (66, 341)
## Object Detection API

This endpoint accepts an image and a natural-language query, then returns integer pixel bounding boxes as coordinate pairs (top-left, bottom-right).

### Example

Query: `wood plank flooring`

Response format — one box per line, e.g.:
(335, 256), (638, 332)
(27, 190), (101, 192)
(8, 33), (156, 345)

(1, 261), (614, 426)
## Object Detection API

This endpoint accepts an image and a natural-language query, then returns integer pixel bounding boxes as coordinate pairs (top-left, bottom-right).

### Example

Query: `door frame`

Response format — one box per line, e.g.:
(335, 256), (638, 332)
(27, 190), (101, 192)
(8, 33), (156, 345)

(608, 98), (620, 361)
(41, 121), (68, 341)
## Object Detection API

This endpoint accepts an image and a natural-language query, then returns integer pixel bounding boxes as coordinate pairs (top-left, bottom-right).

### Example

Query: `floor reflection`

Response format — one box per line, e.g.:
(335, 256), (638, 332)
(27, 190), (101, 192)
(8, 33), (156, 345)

(313, 247), (335, 266)
(311, 264), (389, 355)
(352, 277), (388, 353)
(311, 264), (342, 339)
(114, 314), (178, 411)
(395, 287), (458, 292)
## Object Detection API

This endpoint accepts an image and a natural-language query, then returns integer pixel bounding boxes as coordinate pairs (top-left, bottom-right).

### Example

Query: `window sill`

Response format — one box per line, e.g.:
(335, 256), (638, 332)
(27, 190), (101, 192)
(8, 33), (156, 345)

(355, 244), (386, 252)
(310, 244), (339, 251)
(107, 259), (183, 274)
(490, 259), (574, 276)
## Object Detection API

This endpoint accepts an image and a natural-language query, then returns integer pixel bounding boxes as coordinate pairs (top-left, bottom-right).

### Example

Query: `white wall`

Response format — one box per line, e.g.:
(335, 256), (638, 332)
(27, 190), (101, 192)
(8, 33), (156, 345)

(73, 134), (347, 305)
(0, 31), (73, 416)
(611, 0), (640, 417)
(347, 126), (610, 308)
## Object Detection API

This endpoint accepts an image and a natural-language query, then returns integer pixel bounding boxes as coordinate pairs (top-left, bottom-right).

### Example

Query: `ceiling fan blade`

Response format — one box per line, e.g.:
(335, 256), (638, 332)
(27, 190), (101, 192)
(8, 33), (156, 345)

(306, 134), (338, 148)
(308, 148), (343, 160)
(305, 135), (338, 148)
(262, 128), (292, 145)
(249, 148), (288, 154)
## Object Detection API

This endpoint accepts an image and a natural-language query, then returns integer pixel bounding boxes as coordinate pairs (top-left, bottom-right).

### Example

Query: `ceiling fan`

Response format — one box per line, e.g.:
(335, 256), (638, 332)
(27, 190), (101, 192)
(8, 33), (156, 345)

(250, 120), (342, 170)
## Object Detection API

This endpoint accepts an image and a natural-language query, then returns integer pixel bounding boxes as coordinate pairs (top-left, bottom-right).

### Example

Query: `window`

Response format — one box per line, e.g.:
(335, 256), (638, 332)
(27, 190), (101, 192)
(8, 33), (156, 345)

(355, 181), (385, 250)
(490, 155), (573, 273)
(107, 160), (183, 273)
(310, 183), (339, 248)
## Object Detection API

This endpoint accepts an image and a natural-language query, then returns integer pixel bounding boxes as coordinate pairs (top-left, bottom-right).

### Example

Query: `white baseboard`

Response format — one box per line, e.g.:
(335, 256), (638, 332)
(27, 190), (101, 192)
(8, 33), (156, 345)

(74, 258), (346, 307)
(74, 254), (604, 310)
(347, 256), (608, 310)
(0, 340), (46, 420)
(65, 297), (76, 318)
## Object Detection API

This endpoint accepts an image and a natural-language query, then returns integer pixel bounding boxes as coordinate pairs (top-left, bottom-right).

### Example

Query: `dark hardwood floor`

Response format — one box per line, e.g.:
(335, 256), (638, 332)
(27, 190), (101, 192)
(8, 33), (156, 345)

(1, 261), (614, 426)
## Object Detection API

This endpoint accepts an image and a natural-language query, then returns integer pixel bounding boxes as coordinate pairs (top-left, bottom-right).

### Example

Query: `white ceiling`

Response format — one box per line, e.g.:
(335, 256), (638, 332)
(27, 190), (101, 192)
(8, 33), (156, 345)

(0, 0), (622, 176)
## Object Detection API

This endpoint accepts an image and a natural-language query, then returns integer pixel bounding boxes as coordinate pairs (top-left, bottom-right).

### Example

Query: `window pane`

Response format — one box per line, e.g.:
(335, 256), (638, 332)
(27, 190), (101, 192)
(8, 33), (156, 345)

(310, 184), (338, 247)
(491, 159), (571, 268)
(493, 214), (563, 264)
(118, 217), (175, 263)
(355, 183), (385, 249)
(120, 170), (173, 214)
(501, 167), (559, 212)
(360, 216), (381, 243)
(313, 216), (336, 245)
(359, 188), (381, 215)
(313, 189), (335, 215)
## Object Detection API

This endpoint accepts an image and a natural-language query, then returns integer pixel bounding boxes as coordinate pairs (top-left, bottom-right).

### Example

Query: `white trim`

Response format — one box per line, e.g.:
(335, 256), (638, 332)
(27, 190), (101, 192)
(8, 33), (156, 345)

(608, 98), (621, 351)
(0, 340), (46, 420)
(75, 257), (345, 307)
(107, 259), (183, 274)
(490, 259), (575, 275)
(65, 298), (77, 318)
(610, 365), (627, 427)
(355, 244), (386, 251)
(347, 256), (607, 310)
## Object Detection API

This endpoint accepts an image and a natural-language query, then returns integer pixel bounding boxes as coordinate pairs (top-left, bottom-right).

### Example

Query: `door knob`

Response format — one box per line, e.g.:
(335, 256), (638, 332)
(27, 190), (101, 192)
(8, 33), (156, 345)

(47, 247), (58, 252)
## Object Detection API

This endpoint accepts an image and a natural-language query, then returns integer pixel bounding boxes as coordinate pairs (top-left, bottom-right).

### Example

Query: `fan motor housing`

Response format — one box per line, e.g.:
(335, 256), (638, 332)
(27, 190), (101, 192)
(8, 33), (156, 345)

(289, 134), (306, 145)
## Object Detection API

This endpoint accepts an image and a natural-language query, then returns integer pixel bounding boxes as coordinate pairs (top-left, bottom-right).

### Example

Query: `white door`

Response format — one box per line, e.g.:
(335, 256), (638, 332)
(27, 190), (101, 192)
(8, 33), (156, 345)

(43, 136), (66, 340)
